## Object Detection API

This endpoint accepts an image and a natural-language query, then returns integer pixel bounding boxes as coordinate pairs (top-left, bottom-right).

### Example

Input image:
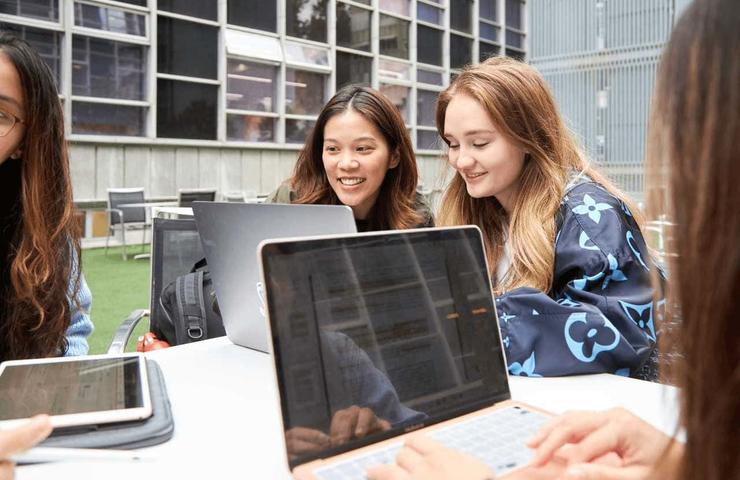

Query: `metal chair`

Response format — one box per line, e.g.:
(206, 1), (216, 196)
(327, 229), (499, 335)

(106, 188), (150, 261)
(107, 217), (205, 354)
(177, 188), (217, 207)
(223, 191), (246, 202)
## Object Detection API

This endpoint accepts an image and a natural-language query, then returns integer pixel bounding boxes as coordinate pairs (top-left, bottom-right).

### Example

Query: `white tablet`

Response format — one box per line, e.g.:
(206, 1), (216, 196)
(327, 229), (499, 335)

(0, 353), (152, 429)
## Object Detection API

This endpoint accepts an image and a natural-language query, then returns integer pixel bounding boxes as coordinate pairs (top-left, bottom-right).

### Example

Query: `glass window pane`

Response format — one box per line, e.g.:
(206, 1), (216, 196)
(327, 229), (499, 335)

(157, 0), (217, 21)
(479, 22), (499, 42)
(72, 36), (145, 100)
(336, 51), (371, 89)
(286, 119), (316, 144)
(379, 14), (409, 60)
(286, 0), (328, 43)
(450, 34), (472, 69)
(506, 29), (525, 49)
(115, 0), (147, 6)
(158, 17), (218, 79)
(479, 0), (497, 22)
(225, 29), (283, 63)
(379, 83), (410, 123)
(157, 79), (217, 139)
(72, 102), (145, 136)
(378, 58), (410, 81)
(450, 0), (472, 33)
(416, 89), (437, 127)
(505, 48), (525, 62)
(336, 3), (371, 52)
(379, 0), (409, 16)
(227, 114), (275, 142)
(417, 129), (441, 150)
(479, 41), (500, 62)
(417, 68), (443, 86)
(286, 69), (327, 115)
(75, 3), (146, 37)
(226, 59), (277, 112)
(0, 24), (61, 87)
(285, 41), (329, 66)
(416, 25), (442, 66)
(0, 0), (58, 22)
(417, 3), (442, 25)
(227, 0), (276, 32)
(506, 0), (523, 30)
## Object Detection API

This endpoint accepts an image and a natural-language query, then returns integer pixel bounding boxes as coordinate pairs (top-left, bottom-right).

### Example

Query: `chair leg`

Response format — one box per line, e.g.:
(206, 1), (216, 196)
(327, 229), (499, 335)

(141, 225), (147, 253)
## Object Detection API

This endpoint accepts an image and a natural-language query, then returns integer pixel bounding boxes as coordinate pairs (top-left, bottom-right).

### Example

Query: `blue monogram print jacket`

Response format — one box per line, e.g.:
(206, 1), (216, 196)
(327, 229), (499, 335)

(496, 179), (664, 380)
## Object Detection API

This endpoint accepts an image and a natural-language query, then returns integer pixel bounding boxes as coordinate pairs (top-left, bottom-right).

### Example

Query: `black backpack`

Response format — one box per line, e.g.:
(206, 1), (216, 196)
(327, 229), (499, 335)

(156, 258), (226, 346)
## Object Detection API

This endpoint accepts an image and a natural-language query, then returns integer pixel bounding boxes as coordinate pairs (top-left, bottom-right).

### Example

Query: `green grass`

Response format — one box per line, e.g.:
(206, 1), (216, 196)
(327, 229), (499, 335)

(81, 246), (152, 354)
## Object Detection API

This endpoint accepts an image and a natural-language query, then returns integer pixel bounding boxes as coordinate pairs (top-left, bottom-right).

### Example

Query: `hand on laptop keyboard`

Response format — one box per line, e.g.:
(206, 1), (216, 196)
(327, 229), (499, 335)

(366, 436), (494, 480)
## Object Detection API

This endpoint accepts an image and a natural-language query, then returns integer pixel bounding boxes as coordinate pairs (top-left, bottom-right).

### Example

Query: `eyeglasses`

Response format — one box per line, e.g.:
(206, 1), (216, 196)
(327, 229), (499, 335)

(0, 108), (24, 137)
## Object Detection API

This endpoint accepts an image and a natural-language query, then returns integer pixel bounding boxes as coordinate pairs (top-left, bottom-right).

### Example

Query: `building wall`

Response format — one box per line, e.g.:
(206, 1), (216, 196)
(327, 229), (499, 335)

(529, 0), (683, 203)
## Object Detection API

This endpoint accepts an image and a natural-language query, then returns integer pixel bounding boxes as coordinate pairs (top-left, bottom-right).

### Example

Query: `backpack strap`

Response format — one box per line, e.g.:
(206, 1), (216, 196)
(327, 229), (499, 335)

(174, 271), (208, 343)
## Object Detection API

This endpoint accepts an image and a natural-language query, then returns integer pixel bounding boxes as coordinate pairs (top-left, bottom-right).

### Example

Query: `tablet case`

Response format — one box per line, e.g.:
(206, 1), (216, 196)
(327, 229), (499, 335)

(40, 359), (174, 449)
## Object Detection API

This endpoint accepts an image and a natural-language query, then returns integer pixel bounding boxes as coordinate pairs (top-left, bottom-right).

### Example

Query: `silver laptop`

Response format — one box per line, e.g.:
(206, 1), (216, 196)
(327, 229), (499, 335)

(192, 202), (356, 352)
(258, 227), (555, 480)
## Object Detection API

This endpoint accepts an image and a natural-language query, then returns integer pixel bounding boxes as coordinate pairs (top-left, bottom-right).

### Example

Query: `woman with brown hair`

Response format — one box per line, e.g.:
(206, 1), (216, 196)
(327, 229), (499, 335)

(268, 85), (433, 232)
(432, 57), (661, 380)
(368, 0), (739, 478)
(0, 32), (93, 361)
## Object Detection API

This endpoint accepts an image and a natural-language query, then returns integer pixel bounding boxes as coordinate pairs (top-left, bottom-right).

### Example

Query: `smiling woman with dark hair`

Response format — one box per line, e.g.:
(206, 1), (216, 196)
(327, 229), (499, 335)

(0, 32), (93, 361)
(268, 85), (433, 232)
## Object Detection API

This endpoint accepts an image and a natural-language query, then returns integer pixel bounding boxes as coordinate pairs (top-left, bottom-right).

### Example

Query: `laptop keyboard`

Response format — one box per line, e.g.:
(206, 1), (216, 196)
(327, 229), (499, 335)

(314, 406), (549, 480)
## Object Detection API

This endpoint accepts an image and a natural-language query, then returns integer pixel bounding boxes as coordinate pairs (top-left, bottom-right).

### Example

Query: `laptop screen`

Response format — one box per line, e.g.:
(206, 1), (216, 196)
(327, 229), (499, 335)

(261, 227), (510, 468)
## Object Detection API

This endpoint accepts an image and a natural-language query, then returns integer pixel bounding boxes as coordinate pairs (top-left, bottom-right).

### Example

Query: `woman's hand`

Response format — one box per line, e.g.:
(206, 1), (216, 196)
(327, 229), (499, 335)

(527, 408), (682, 479)
(366, 436), (494, 480)
(0, 414), (53, 480)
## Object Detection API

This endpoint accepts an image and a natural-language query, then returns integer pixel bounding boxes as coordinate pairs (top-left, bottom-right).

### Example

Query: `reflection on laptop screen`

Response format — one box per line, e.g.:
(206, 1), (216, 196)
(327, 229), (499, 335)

(261, 227), (509, 466)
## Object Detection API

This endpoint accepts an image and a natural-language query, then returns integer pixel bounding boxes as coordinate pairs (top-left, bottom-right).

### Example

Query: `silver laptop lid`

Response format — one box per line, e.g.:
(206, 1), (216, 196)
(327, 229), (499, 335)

(258, 227), (510, 469)
(193, 202), (356, 352)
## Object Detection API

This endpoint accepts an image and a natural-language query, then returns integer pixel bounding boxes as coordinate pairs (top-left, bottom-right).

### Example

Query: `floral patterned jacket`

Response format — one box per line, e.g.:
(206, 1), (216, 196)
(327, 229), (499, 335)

(497, 179), (664, 380)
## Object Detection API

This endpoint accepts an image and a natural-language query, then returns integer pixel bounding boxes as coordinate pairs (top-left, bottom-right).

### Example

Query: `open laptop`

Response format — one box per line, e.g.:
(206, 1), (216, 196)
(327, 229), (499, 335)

(258, 226), (555, 479)
(192, 202), (356, 352)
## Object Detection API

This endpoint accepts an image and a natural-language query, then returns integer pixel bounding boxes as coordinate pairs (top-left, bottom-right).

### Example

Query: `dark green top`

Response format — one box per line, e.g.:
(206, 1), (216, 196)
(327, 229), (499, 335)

(266, 183), (434, 232)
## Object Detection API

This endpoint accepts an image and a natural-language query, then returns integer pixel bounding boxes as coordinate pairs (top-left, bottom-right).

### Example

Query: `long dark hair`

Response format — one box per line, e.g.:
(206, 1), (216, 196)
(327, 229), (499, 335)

(647, 1), (739, 479)
(0, 33), (80, 359)
(289, 85), (422, 230)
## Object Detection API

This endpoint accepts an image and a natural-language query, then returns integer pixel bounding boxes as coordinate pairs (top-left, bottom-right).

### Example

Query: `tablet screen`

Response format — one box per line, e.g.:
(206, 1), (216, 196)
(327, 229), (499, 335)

(0, 357), (145, 420)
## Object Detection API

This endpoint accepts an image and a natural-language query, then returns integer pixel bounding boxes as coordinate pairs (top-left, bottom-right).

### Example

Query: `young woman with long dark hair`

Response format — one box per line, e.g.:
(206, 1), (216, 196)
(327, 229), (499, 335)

(368, 0), (739, 478)
(0, 32), (93, 361)
(268, 85), (433, 232)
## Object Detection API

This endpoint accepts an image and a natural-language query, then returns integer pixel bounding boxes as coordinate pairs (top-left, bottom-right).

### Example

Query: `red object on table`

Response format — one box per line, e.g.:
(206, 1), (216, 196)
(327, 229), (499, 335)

(136, 332), (170, 352)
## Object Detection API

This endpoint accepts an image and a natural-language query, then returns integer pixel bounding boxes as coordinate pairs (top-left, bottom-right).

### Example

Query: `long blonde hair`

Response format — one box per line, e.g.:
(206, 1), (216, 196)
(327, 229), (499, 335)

(436, 57), (640, 292)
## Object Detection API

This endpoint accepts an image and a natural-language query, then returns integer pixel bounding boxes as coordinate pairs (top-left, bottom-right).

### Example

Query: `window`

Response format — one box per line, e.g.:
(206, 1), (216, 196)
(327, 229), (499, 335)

(417, 25), (442, 66)
(379, 0), (409, 16)
(379, 83), (410, 123)
(158, 17), (218, 79)
(284, 41), (329, 67)
(336, 3), (371, 53)
(379, 14), (409, 60)
(158, 0), (217, 21)
(226, 29), (283, 63)
(227, 0), (276, 32)
(416, 89), (437, 126)
(227, 115), (275, 142)
(336, 51), (371, 89)
(417, 129), (441, 150)
(450, 34), (472, 69)
(417, 68), (443, 86)
(506, 30), (525, 49)
(1, 24), (61, 87)
(379, 59), (410, 81)
(286, 0), (328, 43)
(480, 42), (500, 62)
(0, 0), (58, 22)
(480, 22), (499, 42)
(72, 37), (145, 100)
(116, 0), (147, 6)
(286, 119), (315, 144)
(450, 0), (473, 33)
(72, 102), (144, 136)
(74, 3), (146, 37)
(226, 59), (277, 112)
(506, 49), (525, 62)
(417, 3), (442, 25)
(506, 0), (524, 30)
(157, 79), (217, 139)
(480, 0), (497, 21)
(286, 69), (327, 115)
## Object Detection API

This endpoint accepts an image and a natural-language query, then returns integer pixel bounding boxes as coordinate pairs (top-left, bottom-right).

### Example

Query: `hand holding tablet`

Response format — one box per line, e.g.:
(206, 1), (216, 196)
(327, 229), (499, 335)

(0, 415), (52, 474)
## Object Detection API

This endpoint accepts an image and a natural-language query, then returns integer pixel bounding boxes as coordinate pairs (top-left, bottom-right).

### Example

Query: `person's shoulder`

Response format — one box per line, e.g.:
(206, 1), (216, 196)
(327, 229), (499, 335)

(413, 191), (435, 227)
(267, 182), (295, 204)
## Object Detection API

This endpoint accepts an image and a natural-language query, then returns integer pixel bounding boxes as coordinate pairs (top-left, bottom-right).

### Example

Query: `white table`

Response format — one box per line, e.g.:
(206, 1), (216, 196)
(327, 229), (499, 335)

(18, 338), (681, 480)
